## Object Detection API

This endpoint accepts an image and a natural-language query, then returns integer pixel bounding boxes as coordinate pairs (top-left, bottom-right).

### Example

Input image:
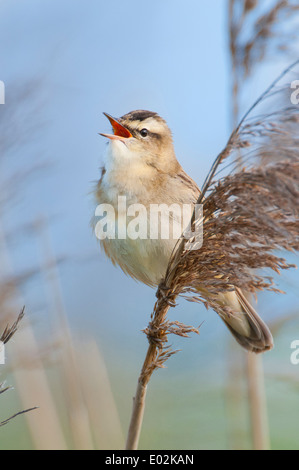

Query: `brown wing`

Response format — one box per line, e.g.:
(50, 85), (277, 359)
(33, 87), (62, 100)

(174, 167), (201, 204)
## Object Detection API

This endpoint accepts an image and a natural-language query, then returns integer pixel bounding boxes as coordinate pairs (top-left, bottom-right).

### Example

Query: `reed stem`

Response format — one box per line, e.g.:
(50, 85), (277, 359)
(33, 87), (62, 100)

(247, 353), (270, 450)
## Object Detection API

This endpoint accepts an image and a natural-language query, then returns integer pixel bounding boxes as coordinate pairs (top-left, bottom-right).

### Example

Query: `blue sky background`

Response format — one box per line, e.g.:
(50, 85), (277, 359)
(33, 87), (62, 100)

(0, 0), (298, 449)
(0, 0), (231, 341)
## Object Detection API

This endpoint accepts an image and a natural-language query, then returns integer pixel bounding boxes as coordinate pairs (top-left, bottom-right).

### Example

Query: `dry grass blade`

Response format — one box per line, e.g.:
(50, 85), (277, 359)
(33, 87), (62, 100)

(0, 308), (39, 430)
(0, 307), (25, 344)
(0, 407), (38, 427)
(0, 383), (11, 395)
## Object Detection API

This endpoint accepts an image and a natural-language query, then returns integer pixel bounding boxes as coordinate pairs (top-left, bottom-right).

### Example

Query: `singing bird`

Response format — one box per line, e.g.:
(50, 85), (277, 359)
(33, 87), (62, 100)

(95, 110), (273, 353)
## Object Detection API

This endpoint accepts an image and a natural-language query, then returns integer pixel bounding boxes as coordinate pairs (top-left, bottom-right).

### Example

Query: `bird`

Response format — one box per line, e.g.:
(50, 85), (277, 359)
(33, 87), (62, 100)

(94, 109), (273, 354)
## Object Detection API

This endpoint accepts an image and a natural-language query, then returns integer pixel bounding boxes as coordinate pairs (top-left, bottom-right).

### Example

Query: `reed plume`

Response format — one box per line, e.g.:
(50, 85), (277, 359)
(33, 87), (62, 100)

(126, 60), (299, 449)
(229, 0), (299, 124)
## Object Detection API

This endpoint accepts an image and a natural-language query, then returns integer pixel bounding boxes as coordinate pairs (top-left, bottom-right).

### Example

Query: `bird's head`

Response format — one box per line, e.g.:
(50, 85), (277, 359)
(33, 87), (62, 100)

(100, 110), (179, 175)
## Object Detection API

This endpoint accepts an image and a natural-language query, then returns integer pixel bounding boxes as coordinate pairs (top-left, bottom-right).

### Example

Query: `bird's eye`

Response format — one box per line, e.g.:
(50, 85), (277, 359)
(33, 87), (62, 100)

(140, 128), (148, 138)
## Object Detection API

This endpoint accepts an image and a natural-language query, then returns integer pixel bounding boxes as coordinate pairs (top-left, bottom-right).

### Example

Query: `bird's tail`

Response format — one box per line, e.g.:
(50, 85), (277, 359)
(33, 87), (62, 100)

(218, 288), (273, 354)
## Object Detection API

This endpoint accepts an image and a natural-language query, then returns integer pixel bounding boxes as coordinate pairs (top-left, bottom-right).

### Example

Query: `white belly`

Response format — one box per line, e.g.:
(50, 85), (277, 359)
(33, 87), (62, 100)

(95, 142), (196, 286)
(98, 204), (186, 286)
(103, 236), (176, 286)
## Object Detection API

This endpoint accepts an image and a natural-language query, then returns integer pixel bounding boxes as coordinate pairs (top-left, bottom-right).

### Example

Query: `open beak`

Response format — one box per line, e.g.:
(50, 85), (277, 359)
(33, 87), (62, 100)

(99, 112), (132, 141)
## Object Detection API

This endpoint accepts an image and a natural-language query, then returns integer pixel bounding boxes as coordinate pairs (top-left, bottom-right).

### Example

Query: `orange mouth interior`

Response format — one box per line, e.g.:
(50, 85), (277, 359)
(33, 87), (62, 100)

(104, 113), (132, 138)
